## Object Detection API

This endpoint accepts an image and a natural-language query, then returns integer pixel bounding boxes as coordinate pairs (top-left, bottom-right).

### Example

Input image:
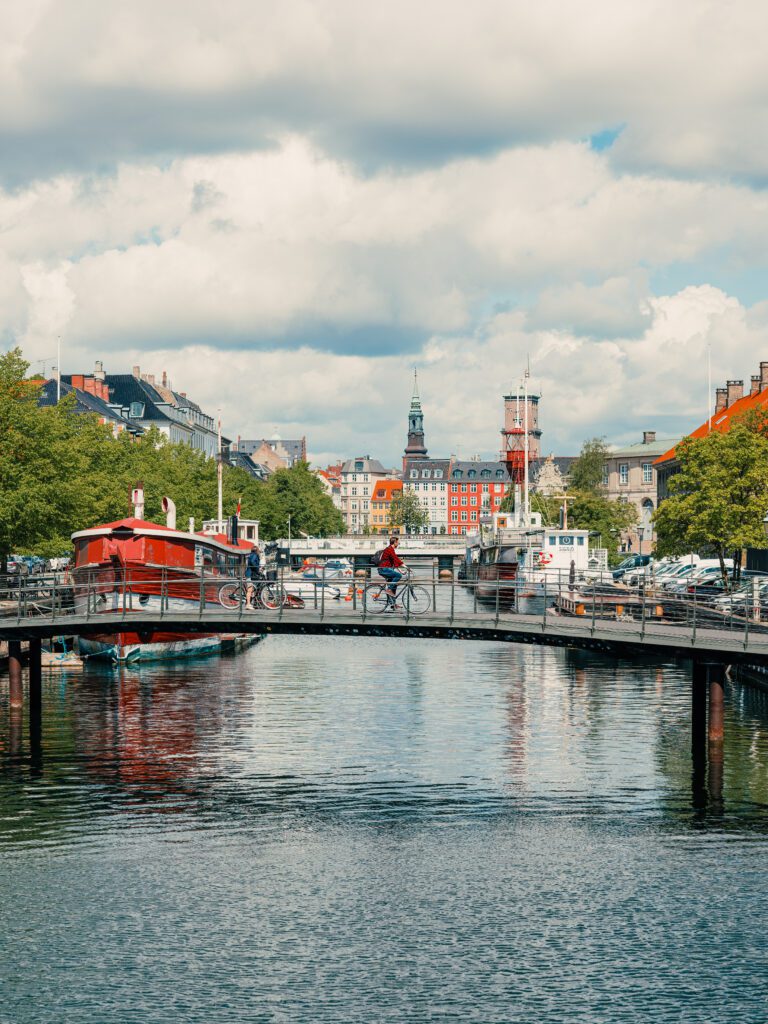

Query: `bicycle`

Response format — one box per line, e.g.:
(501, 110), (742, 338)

(363, 567), (431, 616)
(218, 576), (287, 611)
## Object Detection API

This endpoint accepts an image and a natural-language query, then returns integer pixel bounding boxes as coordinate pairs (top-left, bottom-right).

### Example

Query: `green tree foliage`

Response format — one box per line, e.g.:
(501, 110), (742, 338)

(654, 417), (768, 585)
(388, 487), (429, 533)
(0, 347), (343, 560)
(568, 437), (610, 493)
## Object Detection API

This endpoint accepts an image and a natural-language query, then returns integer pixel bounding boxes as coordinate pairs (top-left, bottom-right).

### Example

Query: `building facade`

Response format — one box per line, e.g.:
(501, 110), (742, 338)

(605, 431), (680, 553)
(447, 460), (508, 535)
(403, 459), (451, 534)
(370, 479), (403, 534)
(340, 456), (391, 533)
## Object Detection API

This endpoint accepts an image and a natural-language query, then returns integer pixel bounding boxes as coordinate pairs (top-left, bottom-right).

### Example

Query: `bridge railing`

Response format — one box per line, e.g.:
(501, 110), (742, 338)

(3, 566), (768, 651)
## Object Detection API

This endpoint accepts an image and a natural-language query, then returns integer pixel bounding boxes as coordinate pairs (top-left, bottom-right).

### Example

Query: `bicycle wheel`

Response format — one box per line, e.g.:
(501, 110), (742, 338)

(363, 582), (389, 613)
(218, 582), (243, 609)
(259, 582), (285, 610)
(403, 584), (431, 616)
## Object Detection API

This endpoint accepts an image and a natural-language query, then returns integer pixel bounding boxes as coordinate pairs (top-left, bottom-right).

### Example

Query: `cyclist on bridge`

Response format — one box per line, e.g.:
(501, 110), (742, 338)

(377, 535), (405, 611)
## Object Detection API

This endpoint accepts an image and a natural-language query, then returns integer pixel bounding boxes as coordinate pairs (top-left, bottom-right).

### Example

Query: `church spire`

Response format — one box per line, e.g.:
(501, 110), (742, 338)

(403, 369), (428, 468)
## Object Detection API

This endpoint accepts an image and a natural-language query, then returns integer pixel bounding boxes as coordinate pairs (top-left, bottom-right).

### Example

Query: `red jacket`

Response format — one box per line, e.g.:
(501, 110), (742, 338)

(380, 544), (404, 568)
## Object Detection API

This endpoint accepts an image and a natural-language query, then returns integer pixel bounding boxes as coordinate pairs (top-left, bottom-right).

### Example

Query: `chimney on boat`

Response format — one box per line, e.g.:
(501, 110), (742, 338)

(131, 485), (145, 520)
(161, 496), (176, 530)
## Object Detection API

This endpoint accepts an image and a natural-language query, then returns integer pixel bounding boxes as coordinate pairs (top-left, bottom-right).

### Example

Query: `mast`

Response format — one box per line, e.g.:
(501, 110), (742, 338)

(523, 369), (530, 526)
(217, 412), (223, 532)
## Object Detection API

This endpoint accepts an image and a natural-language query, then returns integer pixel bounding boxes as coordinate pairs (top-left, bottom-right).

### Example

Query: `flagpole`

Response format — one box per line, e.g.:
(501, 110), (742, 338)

(56, 335), (61, 403)
(217, 412), (223, 533)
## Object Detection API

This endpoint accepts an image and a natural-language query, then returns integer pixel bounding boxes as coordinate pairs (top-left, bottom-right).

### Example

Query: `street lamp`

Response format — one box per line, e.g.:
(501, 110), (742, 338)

(638, 526), (645, 557)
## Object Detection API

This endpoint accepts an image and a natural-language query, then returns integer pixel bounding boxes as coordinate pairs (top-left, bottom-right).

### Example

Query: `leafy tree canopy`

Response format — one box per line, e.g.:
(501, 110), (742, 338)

(0, 347), (343, 562)
(654, 414), (768, 585)
(389, 488), (429, 533)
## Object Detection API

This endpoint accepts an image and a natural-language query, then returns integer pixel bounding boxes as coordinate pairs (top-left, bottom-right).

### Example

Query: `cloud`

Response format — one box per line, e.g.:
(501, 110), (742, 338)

(3, 1), (768, 183)
(526, 274), (652, 338)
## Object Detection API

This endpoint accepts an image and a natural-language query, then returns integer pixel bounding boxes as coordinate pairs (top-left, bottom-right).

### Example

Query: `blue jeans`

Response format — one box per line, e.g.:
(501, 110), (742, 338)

(378, 568), (402, 604)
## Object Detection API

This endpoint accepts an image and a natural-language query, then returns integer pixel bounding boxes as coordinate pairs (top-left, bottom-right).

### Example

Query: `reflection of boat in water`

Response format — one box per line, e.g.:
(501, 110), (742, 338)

(71, 491), (265, 663)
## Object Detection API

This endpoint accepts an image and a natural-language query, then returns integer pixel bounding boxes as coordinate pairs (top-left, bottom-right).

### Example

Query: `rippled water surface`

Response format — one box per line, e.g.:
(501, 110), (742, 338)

(3, 636), (768, 1022)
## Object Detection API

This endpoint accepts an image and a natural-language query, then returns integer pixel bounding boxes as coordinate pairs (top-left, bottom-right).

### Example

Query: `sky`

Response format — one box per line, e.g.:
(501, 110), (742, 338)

(3, 0), (768, 467)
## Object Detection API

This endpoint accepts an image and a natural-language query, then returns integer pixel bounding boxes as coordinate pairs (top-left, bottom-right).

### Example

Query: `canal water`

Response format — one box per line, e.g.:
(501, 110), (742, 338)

(2, 636), (768, 1023)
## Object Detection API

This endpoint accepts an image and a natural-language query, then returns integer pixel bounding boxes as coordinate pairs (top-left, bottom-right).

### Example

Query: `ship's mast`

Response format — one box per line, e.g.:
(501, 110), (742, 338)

(217, 412), (223, 533)
(523, 369), (530, 527)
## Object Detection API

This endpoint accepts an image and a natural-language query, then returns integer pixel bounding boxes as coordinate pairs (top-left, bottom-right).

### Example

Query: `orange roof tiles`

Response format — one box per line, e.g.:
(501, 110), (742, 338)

(655, 388), (768, 464)
(372, 480), (403, 501)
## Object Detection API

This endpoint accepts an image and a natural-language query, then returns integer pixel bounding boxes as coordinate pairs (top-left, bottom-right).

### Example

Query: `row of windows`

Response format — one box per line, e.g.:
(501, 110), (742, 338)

(408, 467), (508, 481)
(608, 463), (655, 485)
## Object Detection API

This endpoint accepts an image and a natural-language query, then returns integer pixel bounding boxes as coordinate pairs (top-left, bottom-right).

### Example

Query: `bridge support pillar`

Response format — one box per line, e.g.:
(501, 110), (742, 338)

(8, 640), (23, 709)
(691, 661), (709, 808)
(29, 638), (42, 747)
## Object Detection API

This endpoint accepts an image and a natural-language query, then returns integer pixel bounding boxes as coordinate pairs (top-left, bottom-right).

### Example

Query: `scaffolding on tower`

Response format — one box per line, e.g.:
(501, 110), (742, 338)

(500, 374), (533, 526)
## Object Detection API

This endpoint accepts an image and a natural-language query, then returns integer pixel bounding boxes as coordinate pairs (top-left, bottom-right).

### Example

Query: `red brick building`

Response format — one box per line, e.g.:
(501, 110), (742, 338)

(447, 460), (508, 535)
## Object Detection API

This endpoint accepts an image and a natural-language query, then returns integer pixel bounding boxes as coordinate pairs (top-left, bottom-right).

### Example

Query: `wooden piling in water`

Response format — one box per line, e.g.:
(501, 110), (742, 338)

(8, 640), (23, 709)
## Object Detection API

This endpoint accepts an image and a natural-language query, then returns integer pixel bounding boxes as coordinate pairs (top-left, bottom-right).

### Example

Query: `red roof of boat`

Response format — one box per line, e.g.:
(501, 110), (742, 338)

(81, 518), (253, 550)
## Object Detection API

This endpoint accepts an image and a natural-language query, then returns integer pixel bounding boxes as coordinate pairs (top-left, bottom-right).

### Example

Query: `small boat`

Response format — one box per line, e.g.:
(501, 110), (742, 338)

(70, 491), (264, 663)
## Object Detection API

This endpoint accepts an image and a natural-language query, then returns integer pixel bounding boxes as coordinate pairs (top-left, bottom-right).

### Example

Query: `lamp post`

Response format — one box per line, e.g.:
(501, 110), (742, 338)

(287, 515), (292, 565)
(638, 526), (645, 557)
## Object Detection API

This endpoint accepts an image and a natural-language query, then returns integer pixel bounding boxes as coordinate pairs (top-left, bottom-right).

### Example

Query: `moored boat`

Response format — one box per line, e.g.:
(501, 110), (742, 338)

(70, 493), (261, 663)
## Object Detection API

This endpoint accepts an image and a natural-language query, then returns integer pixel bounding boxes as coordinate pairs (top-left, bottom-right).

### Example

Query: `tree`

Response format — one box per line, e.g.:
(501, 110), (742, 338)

(654, 419), (768, 586)
(389, 488), (429, 533)
(568, 437), (609, 493)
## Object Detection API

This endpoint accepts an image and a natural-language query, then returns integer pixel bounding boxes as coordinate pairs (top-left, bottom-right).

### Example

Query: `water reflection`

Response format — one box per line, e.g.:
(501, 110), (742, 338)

(3, 638), (768, 841)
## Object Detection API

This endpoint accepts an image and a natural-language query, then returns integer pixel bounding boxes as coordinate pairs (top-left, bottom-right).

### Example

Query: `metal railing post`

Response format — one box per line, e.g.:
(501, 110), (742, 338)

(494, 573), (500, 626)
(432, 562), (436, 613)
(590, 581), (596, 635)
(52, 573), (57, 622)
(279, 563), (284, 621)
(238, 561), (245, 620)
(450, 575), (455, 624)
(543, 575), (547, 631)
(322, 563), (327, 620)
(86, 576), (92, 621)
(640, 580), (646, 640)
(692, 592), (697, 646)
(160, 566), (167, 617)
(199, 571), (205, 618)
(744, 594), (750, 650)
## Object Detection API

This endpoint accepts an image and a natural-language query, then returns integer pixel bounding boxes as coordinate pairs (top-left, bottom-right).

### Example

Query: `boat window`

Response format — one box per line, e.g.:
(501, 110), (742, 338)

(577, 537), (585, 546)
(549, 537), (556, 546)
(498, 548), (517, 563)
(558, 536), (575, 546)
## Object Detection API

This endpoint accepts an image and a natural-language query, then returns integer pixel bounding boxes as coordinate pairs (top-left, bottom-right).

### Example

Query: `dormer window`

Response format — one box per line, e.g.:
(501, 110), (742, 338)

(355, 461), (364, 471)
(434, 469), (443, 479)
(129, 401), (145, 418)
(452, 470), (463, 479)
(496, 470), (504, 478)
(481, 469), (491, 478)
(422, 470), (430, 478)
(410, 469), (418, 479)
(468, 470), (476, 479)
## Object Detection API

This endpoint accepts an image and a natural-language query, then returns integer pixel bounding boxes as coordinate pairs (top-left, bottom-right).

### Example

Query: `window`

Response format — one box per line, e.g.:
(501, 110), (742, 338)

(351, 487), (357, 496)
(461, 511), (468, 521)
(411, 470), (418, 479)
(602, 465), (609, 487)
(351, 473), (357, 482)
(482, 484), (489, 492)
(452, 470), (463, 479)
(549, 536), (556, 546)
(461, 496), (467, 506)
(481, 469), (490, 478)
(577, 537), (585, 545)
(643, 463), (653, 484)
(422, 470), (430, 478)
(129, 401), (145, 418)
(435, 469), (443, 478)
(470, 483), (478, 492)
(468, 470), (476, 479)
(451, 511), (459, 522)
(451, 484), (458, 493)
(619, 463), (629, 485)
(496, 470), (504, 478)
(355, 461), (363, 471)
(432, 483), (437, 491)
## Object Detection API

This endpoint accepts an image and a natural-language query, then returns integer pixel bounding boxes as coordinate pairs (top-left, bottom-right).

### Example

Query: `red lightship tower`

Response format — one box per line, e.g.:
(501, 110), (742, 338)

(500, 374), (541, 526)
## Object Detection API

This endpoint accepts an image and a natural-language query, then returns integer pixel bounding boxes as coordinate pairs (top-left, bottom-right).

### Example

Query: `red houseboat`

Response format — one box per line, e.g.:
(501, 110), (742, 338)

(71, 498), (257, 663)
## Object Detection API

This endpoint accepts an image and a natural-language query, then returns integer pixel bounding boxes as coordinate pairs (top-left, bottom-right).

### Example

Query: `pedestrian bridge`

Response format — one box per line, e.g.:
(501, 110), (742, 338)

(3, 599), (768, 667)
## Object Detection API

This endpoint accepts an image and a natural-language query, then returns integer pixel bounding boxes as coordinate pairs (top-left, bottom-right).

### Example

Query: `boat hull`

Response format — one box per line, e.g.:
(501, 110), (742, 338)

(79, 632), (264, 664)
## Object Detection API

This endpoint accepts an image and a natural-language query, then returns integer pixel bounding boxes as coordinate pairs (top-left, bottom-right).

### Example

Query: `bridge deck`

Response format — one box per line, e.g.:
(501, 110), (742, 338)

(2, 605), (768, 666)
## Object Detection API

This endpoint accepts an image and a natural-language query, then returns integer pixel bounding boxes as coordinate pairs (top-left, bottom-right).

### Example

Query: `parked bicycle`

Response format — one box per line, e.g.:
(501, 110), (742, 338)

(218, 576), (287, 611)
(363, 567), (431, 616)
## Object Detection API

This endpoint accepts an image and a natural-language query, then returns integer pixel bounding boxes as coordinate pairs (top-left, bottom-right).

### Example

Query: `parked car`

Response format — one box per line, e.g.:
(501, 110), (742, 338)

(612, 554), (652, 581)
(46, 554), (71, 572)
(7, 554), (29, 577)
(20, 555), (46, 575)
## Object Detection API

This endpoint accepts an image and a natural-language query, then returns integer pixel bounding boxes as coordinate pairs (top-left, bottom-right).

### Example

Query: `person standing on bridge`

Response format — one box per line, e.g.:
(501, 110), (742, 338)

(245, 545), (263, 608)
(378, 536), (405, 611)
